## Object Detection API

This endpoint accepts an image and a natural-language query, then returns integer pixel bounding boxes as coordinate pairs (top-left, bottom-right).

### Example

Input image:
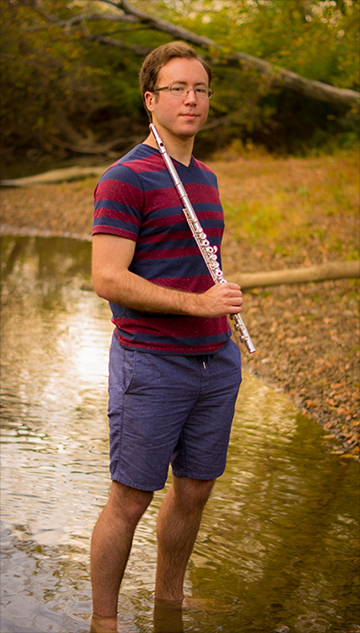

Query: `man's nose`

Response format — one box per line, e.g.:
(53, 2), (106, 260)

(184, 88), (197, 103)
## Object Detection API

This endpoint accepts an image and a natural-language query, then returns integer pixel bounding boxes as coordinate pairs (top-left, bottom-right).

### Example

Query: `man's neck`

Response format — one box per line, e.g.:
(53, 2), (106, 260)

(143, 125), (194, 167)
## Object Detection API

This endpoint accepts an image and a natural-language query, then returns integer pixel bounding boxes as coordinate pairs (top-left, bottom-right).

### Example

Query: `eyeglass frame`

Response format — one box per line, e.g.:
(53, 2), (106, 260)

(152, 84), (214, 100)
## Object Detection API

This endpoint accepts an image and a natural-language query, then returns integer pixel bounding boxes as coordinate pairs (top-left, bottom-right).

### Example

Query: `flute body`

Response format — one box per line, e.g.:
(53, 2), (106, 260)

(150, 123), (256, 354)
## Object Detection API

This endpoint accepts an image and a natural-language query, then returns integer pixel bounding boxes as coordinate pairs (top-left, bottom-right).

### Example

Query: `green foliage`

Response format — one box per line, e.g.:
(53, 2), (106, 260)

(162, 0), (360, 153)
(162, 0), (359, 90)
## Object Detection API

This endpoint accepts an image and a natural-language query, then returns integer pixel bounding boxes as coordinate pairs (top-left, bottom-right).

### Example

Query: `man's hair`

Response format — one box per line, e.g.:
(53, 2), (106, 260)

(139, 41), (212, 118)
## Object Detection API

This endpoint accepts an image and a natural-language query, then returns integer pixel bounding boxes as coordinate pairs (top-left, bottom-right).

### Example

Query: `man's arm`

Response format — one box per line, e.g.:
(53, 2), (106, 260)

(92, 234), (243, 318)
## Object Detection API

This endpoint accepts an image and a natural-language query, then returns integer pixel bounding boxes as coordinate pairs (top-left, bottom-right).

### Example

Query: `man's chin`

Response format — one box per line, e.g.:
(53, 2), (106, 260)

(176, 121), (205, 138)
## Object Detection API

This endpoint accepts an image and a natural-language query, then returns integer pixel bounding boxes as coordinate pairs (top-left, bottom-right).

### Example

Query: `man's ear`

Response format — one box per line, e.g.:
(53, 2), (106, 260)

(144, 91), (155, 113)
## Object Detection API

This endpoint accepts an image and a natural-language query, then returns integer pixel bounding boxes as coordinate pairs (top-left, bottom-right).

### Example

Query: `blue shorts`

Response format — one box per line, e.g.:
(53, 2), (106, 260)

(107, 334), (242, 491)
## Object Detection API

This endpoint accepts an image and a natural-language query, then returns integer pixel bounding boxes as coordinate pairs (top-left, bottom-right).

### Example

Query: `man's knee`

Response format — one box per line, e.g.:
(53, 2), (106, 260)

(108, 481), (153, 526)
(172, 477), (215, 512)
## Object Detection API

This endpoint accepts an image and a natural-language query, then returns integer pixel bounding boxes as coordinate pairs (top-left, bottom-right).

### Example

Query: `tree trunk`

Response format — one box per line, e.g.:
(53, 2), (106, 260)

(227, 261), (360, 289)
(0, 166), (108, 186)
(116, 0), (360, 109)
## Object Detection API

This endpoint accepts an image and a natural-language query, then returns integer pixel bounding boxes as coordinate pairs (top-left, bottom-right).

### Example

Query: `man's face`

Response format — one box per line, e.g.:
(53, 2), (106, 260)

(145, 57), (210, 140)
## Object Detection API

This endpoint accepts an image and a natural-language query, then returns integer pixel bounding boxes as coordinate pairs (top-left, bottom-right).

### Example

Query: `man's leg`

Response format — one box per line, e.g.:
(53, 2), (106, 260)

(91, 480), (153, 620)
(155, 475), (215, 602)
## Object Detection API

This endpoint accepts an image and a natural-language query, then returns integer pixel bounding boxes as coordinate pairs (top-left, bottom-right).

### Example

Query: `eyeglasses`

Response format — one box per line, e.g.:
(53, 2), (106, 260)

(153, 84), (214, 100)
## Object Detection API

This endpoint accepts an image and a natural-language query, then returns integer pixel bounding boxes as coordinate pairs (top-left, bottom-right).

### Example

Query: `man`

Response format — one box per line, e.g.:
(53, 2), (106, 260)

(90, 40), (243, 631)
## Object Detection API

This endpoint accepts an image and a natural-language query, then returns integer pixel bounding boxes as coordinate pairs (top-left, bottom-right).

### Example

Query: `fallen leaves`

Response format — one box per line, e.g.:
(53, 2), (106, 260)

(241, 281), (360, 457)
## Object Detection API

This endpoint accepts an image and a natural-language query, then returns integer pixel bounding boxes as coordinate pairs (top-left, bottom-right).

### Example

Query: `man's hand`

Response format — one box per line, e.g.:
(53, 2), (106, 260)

(190, 283), (243, 319)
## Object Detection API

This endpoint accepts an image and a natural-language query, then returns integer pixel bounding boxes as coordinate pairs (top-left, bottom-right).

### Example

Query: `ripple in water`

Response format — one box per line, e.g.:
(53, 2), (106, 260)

(1, 236), (359, 632)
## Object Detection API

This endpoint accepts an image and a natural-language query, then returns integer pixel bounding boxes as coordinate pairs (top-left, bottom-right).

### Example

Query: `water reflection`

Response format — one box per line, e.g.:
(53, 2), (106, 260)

(1, 235), (359, 633)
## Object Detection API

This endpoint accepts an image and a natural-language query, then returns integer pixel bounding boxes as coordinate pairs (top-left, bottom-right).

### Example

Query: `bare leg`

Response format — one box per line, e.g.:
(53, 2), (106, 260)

(91, 481), (153, 621)
(155, 476), (215, 602)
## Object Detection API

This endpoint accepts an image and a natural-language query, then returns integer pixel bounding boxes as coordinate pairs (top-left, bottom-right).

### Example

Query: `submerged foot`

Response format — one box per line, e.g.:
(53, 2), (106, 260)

(153, 598), (184, 633)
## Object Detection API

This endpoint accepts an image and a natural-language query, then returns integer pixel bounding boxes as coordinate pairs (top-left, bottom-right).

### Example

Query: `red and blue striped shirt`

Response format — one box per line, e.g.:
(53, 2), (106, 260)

(93, 143), (231, 354)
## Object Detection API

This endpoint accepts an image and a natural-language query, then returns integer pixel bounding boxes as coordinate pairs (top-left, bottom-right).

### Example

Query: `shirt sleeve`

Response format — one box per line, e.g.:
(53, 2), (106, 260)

(92, 164), (144, 241)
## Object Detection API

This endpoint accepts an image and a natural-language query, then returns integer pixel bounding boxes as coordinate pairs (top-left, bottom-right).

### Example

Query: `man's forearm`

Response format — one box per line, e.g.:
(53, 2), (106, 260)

(94, 267), (204, 316)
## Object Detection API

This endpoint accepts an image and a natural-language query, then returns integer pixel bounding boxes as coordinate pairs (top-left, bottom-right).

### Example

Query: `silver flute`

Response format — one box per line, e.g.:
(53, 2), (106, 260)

(150, 123), (256, 354)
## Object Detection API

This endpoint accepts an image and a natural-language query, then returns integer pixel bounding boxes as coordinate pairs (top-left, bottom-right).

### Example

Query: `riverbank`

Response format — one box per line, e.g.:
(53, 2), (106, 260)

(1, 151), (359, 456)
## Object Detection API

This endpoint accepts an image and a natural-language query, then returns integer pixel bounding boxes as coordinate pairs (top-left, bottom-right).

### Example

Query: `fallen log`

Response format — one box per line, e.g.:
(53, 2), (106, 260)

(228, 260), (360, 289)
(0, 165), (108, 187)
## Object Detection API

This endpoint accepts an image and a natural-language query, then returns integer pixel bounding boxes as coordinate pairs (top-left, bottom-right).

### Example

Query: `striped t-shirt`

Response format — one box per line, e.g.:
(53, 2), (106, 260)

(93, 143), (231, 355)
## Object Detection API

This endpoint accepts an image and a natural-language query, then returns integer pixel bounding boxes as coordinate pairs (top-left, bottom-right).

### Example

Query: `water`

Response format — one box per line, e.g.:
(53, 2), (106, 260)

(1, 235), (359, 633)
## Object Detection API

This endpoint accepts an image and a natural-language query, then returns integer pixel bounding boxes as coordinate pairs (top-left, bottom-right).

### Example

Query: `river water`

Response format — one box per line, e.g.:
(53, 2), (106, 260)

(0, 235), (359, 633)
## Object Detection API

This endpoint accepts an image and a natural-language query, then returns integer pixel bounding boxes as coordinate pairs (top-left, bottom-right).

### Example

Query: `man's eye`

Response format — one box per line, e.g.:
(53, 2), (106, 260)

(172, 86), (185, 93)
(195, 88), (207, 95)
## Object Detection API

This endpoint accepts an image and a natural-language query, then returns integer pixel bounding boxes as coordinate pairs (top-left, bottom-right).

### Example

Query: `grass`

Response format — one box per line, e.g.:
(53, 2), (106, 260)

(208, 149), (359, 265)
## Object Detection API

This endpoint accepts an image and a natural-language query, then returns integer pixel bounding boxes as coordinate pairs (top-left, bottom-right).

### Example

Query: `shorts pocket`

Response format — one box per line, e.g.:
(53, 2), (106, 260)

(122, 348), (136, 394)
(108, 336), (136, 399)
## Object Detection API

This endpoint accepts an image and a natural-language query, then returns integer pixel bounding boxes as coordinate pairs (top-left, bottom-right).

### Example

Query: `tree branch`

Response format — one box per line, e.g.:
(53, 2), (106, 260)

(28, 12), (139, 30)
(32, 4), (138, 29)
(113, 0), (360, 108)
(43, 133), (144, 156)
(85, 32), (151, 55)
(116, 0), (219, 47)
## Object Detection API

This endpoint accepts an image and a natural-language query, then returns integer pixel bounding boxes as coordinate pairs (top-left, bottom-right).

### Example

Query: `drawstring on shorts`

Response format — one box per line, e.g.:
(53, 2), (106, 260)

(201, 354), (214, 370)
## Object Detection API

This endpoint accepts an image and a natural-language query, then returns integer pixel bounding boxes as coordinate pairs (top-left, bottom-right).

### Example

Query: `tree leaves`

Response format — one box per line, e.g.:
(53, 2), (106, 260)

(1, 0), (359, 161)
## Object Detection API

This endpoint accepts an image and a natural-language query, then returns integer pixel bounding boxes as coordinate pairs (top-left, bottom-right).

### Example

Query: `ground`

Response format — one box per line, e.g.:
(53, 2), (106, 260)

(1, 151), (359, 457)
